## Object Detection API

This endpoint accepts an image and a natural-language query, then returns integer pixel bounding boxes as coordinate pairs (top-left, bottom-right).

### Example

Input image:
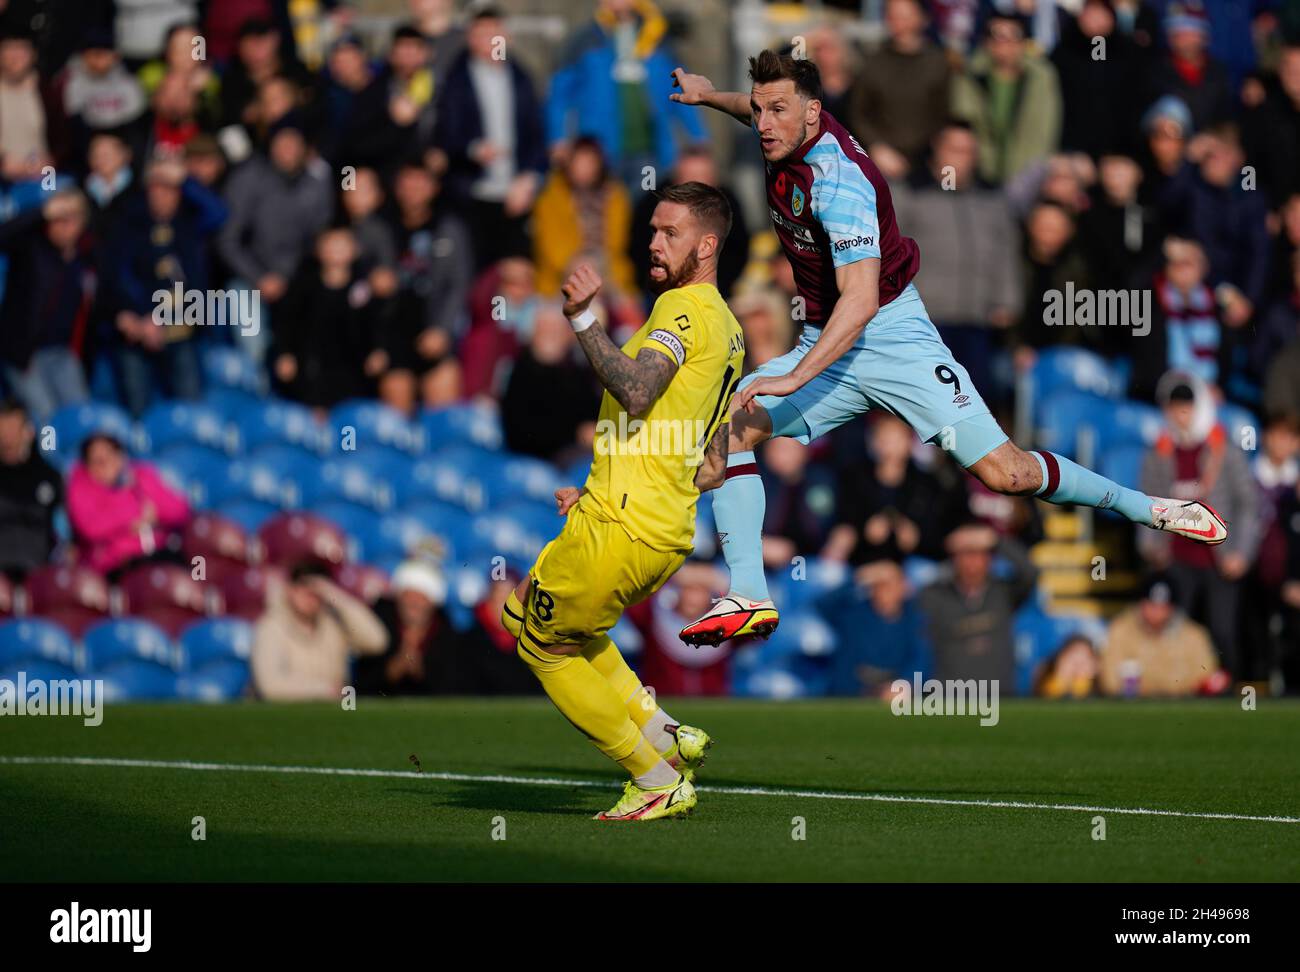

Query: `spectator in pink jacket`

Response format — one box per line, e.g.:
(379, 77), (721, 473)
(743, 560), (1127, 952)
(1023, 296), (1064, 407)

(66, 433), (190, 577)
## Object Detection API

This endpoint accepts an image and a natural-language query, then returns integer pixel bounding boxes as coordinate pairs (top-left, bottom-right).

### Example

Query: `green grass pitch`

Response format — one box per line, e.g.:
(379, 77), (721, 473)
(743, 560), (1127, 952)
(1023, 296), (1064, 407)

(1, 698), (1297, 882)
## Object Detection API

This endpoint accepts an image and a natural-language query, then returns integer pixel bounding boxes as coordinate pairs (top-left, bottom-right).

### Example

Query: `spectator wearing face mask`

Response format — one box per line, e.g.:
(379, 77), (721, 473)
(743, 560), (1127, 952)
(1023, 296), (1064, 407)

(1137, 374), (1258, 676)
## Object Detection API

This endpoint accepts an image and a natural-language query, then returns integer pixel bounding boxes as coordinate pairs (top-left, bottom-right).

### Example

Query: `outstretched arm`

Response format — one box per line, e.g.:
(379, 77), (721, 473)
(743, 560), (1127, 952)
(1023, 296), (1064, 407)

(735, 257), (879, 411)
(563, 264), (678, 417)
(670, 68), (752, 125)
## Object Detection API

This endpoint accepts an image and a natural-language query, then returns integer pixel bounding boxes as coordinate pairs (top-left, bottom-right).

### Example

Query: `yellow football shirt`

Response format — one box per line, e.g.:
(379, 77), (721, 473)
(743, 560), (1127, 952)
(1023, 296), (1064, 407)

(578, 283), (746, 553)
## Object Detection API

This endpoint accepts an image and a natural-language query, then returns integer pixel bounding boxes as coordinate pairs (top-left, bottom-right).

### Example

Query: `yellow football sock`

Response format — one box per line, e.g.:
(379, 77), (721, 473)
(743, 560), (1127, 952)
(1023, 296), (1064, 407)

(583, 634), (657, 729)
(500, 589), (525, 638)
(516, 638), (663, 779)
(584, 634), (680, 757)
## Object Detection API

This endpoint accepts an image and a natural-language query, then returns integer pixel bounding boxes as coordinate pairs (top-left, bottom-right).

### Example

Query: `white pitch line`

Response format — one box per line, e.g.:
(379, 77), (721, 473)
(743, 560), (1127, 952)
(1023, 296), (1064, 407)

(2, 755), (1297, 826)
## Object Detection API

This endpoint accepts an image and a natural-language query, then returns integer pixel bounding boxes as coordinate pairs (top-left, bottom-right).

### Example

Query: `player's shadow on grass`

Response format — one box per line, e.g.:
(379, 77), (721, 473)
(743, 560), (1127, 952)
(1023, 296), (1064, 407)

(386, 783), (595, 816)
(513, 765), (1090, 802)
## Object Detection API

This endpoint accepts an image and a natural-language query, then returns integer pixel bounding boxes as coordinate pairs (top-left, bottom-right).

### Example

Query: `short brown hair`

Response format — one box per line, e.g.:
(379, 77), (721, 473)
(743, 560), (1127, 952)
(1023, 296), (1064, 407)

(748, 49), (822, 102)
(655, 181), (732, 245)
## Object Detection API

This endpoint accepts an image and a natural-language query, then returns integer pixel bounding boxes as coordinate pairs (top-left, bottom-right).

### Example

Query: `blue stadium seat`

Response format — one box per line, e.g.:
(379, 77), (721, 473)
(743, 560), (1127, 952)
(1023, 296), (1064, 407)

(772, 557), (850, 613)
(177, 620), (253, 701)
(180, 618), (253, 669)
(201, 344), (267, 396)
(0, 660), (81, 685)
(301, 454), (398, 511)
(176, 659), (249, 701)
(222, 454), (303, 508)
(492, 455), (567, 507)
(0, 618), (80, 670)
(83, 618), (180, 672)
(97, 661), (180, 701)
(730, 651), (830, 699)
(329, 399), (423, 454)
(445, 564), (491, 629)
(1031, 347), (1123, 404)
(246, 444), (320, 500)
(495, 499), (562, 546)
(140, 400), (240, 455)
(564, 454), (592, 485)
(46, 402), (138, 470)
(373, 510), (451, 563)
(1217, 403), (1257, 451)
(213, 497), (279, 533)
(396, 499), (481, 564)
(238, 397), (328, 454)
(403, 446), (502, 511)
(1034, 388), (1113, 459)
(1093, 398), (1164, 452)
(1099, 444), (1147, 499)
(151, 442), (229, 509)
(470, 509), (549, 573)
(203, 385), (263, 417)
(311, 501), (388, 562)
(421, 402), (503, 452)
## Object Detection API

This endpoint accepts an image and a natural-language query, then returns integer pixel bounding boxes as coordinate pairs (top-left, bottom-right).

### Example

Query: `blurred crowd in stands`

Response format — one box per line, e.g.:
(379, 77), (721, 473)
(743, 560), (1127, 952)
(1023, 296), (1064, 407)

(1, 0), (1299, 701)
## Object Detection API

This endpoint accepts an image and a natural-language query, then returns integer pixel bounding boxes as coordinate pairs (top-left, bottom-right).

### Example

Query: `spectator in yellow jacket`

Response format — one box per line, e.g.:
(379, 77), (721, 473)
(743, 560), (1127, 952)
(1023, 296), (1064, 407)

(531, 136), (638, 304)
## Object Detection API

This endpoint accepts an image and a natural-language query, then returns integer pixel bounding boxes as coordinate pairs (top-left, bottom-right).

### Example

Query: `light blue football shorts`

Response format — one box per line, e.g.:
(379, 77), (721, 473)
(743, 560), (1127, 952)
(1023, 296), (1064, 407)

(740, 283), (1009, 469)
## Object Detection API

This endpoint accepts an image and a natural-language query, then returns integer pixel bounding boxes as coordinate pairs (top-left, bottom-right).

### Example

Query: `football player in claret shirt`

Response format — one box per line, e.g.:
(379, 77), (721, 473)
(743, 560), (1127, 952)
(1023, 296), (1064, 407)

(668, 50), (1229, 646)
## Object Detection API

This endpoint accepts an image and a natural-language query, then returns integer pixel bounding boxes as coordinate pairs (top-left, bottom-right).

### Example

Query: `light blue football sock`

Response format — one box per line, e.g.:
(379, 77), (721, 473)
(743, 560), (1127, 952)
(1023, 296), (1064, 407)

(1030, 450), (1154, 525)
(711, 450), (770, 601)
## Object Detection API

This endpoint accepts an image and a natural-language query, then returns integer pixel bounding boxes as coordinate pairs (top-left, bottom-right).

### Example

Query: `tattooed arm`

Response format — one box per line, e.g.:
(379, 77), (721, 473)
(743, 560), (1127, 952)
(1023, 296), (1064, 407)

(563, 263), (678, 417)
(694, 420), (729, 492)
(574, 326), (678, 417)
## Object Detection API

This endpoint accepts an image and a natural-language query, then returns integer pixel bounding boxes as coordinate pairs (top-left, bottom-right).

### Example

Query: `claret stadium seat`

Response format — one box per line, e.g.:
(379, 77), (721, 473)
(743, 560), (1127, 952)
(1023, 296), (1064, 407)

(258, 512), (348, 569)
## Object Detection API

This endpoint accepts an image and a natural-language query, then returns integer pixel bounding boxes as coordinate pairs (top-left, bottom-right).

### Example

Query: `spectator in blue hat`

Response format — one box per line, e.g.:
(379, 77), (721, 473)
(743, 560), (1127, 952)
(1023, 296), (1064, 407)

(1145, 1), (1234, 131)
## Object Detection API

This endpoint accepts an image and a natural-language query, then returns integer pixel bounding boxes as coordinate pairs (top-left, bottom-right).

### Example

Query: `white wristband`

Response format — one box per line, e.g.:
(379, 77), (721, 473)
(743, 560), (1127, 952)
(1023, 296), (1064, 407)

(568, 309), (597, 333)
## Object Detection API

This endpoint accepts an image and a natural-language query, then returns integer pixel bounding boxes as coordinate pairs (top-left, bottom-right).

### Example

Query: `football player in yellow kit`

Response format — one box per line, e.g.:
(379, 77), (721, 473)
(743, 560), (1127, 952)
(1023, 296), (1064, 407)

(499, 182), (745, 820)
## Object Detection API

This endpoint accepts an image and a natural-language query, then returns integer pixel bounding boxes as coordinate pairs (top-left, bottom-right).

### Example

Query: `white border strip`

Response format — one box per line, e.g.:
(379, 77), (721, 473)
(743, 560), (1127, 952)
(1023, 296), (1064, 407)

(2, 755), (1297, 825)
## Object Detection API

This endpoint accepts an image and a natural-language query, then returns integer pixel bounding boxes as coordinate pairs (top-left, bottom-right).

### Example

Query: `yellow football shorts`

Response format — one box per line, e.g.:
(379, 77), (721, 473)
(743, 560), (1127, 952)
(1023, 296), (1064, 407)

(521, 505), (687, 651)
